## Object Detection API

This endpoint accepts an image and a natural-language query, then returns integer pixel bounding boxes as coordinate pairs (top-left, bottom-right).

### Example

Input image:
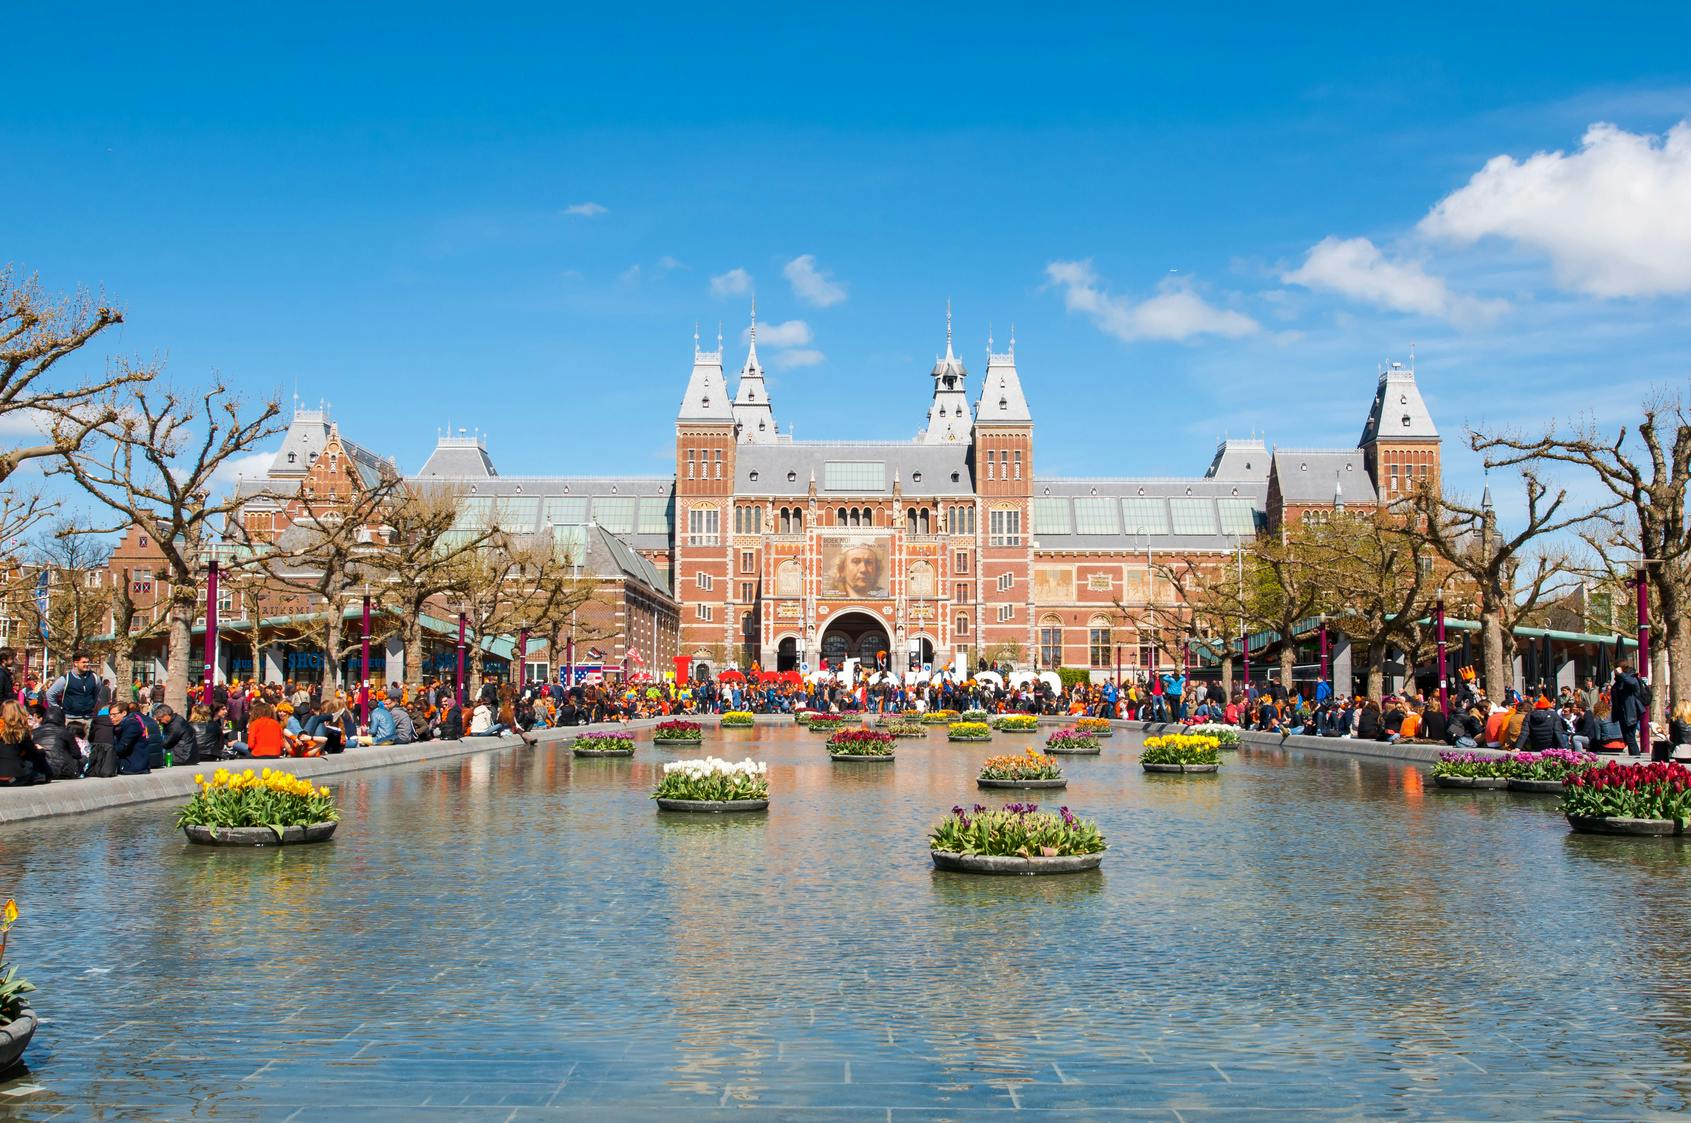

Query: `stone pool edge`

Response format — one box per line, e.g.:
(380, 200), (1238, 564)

(0, 717), (677, 827)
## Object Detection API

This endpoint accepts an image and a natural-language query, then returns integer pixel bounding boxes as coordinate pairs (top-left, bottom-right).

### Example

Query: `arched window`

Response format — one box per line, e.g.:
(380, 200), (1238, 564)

(955, 614), (970, 636)
(1039, 615), (1063, 670)
(906, 509), (918, 534)
(1088, 615), (1113, 668)
(837, 507), (848, 526)
(793, 509), (803, 532)
(780, 508), (792, 534)
(919, 508), (931, 534)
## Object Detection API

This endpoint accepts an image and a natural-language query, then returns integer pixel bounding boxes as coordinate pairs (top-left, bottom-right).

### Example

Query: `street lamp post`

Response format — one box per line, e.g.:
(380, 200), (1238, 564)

(1236, 536), (1247, 702)
(359, 587), (371, 725)
(515, 626), (530, 689)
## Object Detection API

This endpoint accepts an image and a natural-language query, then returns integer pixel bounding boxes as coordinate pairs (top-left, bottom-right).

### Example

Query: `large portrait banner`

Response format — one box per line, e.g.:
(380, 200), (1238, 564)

(821, 535), (891, 599)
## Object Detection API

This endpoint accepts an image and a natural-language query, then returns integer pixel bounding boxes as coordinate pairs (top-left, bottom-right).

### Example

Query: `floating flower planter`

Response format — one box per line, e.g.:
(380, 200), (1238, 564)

(720, 711), (755, 728)
(827, 728), (896, 761)
(177, 768), (342, 845)
(977, 748), (1065, 789)
(921, 710), (961, 725)
(1074, 717), (1114, 739)
(874, 716), (926, 737)
(0, 897), (36, 1074)
(1563, 762), (1691, 837)
(1188, 722), (1241, 748)
(929, 803), (1105, 875)
(1140, 733), (1221, 774)
(804, 713), (854, 733)
(992, 714), (1040, 733)
(948, 721), (992, 743)
(653, 719), (704, 746)
(1504, 748), (1597, 793)
(960, 709), (991, 723)
(1045, 727), (1100, 755)
(574, 733), (635, 757)
(652, 757), (769, 813)
(1431, 751), (1509, 789)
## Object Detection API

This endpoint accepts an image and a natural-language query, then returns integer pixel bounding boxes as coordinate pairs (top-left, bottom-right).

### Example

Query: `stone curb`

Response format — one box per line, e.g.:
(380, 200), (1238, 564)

(0, 717), (669, 827)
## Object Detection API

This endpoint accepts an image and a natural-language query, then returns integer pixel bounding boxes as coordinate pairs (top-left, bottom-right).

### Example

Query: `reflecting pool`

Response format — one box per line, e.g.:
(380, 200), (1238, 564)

(7, 723), (1691, 1120)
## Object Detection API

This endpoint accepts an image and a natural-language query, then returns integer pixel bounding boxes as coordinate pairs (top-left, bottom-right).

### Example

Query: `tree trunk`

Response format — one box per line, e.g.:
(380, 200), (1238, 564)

(322, 604), (344, 694)
(1279, 629), (1295, 691)
(1667, 611), (1691, 711)
(1365, 643), (1385, 702)
(1220, 654), (1234, 698)
(248, 612), (263, 687)
(165, 592), (195, 713)
(1481, 608), (1508, 702)
(113, 644), (135, 698)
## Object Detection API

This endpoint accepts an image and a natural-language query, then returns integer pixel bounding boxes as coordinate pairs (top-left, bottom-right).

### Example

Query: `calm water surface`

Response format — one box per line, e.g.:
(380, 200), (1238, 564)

(5, 723), (1691, 1121)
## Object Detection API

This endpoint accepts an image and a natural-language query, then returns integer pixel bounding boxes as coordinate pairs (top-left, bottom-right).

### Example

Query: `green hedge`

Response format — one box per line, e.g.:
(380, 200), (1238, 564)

(1056, 667), (1092, 690)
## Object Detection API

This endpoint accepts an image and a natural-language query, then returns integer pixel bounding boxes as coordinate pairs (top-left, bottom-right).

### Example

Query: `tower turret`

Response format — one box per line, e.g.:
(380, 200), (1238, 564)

(920, 303), (972, 443)
(731, 302), (779, 443)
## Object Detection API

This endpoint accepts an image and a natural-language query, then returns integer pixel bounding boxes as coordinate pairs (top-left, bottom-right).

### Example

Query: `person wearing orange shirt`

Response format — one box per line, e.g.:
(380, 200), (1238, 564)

(245, 703), (285, 758)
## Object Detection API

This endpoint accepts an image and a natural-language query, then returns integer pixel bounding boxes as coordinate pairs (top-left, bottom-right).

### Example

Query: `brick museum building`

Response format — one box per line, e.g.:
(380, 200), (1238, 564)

(85, 312), (1439, 688)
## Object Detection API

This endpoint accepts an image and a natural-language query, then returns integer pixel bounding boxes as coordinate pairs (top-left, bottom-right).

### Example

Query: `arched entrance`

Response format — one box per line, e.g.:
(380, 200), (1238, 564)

(820, 611), (891, 671)
(776, 636), (800, 672)
(908, 636), (935, 670)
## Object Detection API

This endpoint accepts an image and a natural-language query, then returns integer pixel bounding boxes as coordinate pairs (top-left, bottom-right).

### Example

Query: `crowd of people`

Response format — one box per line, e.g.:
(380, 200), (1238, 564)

(0, 644), (1679, 787)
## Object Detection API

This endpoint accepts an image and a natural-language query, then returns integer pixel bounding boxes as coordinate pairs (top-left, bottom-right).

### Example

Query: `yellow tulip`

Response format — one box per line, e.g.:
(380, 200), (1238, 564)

(2, 898), (17, 927)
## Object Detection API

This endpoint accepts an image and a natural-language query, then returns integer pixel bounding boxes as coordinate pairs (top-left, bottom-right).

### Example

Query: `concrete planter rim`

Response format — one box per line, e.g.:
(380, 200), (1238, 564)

(655, 798), (769, 814)
(0, 1007), (37, 1073)
(948, 735), (993, 743)
(829, 752), (896, 762)
(1506, 777), (1568, 793)
(931, 850), (1103, 875)
(1433, 774), (1509, 789)
(653, 736), (704, 746)
(1142, 762), (1220, 773)
(976, 777), (1067, 789)
(573, 746), (636, 757)
(1567, 813), (1682, 836)
(183, 821), (338, 846)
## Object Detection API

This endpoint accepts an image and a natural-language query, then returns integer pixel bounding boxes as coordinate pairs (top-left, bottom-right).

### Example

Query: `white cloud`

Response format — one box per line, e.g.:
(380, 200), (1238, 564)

(1045, 260), (1258, 342)
(209, 451), (274, 498)
(618, 264), (641, 286)
(563, 202), (606, 217)
(745, 319), (811, 347)
(771, 348), (825, 370)
(710, 268), (753, 298)
(1283, 236), (1506, 321)
(783, 255), (847, 307)
(1419, 120), (1691, 297)
(657, 255), (685, 271)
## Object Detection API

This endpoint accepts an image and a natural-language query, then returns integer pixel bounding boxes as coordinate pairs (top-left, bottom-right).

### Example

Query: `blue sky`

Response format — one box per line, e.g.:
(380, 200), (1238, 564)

(8, 4), (1691, 513)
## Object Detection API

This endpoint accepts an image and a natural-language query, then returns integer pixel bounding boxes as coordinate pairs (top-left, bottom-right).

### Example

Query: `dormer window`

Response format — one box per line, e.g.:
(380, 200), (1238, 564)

(1401, 414), (1412, 427)
(287, 452), (297, 464)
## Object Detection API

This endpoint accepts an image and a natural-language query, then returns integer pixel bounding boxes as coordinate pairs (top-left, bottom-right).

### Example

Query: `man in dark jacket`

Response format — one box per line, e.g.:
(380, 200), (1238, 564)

(138, 707), (166, 769)
(31, 706), (83, 779)
(1515, 697), (1570, 751)
(112, 702), (150, 774)
(156, 705), (191, 765)
(1612, 665), (1647, 756)
(439, 704), (464, 740)
(47, 652), (106, 736)
(0, 649), (15, 707)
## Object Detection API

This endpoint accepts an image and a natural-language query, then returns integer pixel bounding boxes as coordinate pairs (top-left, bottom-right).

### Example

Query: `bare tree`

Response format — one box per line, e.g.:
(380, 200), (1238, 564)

(1301, 510), (1434, 699)
(1472, 399), (1691, 702)
(269, 475), (401, 693)
(370, 483), (493, 683)
(0, 269), (149, 485)
(52, 383), (283, 711)
(16, 521), (115, 672)
(1416, 468), (1595, 701)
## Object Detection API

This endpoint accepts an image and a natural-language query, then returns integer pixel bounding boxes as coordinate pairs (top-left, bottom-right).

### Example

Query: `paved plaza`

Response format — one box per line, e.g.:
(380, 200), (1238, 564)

(5, 725), (1691, 1120)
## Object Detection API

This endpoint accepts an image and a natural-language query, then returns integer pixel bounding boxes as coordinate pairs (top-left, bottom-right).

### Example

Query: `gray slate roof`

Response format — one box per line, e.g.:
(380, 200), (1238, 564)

(677, 347), (734, 423)
(1204, 438), (1270, 481)
(401, 473), (675, 552)
(735, 442), (976, 497)
(975, 350), (1032, 425)
(1361, 362), (1439, 445)
(587, 525), (669, 594)
(1270, 449), (1377, 505)
(418, 437), (498, 479)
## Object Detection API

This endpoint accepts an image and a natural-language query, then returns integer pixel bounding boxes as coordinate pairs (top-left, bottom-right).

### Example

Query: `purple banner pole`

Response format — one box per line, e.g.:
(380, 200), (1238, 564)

(566, 636), (574, 688)
(456, 612), (467, 707)
(203, 559), (219, 700)
(1436, 590), (1449, 714)
(515, 627), (530, 687)
(359, 593), (371, 724)
(1638, 566), (1652, 724)
(1318, 618), (1330, 689)
(1115, 643), (1121, 687)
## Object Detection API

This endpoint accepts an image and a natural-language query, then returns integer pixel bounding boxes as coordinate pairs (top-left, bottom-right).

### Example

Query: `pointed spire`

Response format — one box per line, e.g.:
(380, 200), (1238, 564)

(944, 300), (954, 360)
